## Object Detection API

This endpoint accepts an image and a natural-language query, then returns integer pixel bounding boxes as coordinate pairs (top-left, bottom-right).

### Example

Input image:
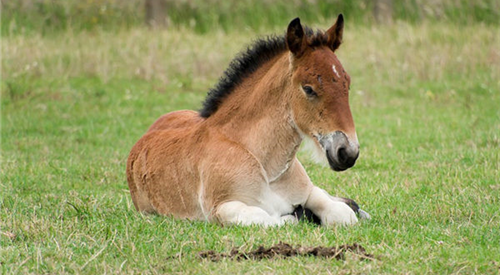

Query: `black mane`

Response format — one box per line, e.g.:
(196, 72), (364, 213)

(199, 27), (328, 118)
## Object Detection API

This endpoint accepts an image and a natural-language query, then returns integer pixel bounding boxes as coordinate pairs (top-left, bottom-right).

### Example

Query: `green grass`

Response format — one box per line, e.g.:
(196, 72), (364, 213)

(1, 20), (500, 273)
(2, 0), (500, 35)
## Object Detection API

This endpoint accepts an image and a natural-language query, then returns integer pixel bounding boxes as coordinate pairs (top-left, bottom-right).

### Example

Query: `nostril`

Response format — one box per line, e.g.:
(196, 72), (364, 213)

(337, 147), (348, 164)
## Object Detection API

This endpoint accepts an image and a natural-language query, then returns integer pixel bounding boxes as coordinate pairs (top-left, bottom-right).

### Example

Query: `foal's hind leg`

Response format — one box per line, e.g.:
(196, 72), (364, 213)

(215, 201), (297, 227)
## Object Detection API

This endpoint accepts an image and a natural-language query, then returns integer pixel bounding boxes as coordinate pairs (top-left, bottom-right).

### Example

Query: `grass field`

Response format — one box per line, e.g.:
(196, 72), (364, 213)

(2, 16), (500, 274)
(3, 0), (499, 34)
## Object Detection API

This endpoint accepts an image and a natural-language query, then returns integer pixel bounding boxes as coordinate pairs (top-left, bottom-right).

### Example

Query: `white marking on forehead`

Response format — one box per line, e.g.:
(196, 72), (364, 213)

(332, 65), (340, 78)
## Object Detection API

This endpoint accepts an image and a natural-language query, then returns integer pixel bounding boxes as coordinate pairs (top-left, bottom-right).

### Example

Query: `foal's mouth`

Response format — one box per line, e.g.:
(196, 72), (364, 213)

(325, 148), (359, 171)
(315, 131), (359, 172)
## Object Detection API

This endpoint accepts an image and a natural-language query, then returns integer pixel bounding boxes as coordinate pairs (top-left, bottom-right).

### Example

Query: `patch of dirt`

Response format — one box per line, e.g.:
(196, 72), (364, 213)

(198, 242), (374, 261)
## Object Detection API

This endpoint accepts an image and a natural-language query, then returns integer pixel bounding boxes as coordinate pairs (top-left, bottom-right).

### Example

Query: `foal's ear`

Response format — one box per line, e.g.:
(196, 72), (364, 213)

(286, 17), (306, 57)
(326, 14), (344, 52)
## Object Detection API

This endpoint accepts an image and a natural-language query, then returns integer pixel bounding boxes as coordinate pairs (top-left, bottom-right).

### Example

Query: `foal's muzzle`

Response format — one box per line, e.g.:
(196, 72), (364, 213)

(318, 131), (359, 171)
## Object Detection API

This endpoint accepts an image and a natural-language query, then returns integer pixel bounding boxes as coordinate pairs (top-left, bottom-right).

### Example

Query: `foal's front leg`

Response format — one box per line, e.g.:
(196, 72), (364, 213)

(325, 195), (372, 220)
(304, 186), (359, 225)
(215, 201), (297, 227)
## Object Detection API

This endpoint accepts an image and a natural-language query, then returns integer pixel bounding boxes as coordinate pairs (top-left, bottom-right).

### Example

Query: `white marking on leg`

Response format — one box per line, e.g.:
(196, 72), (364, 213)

(216, 201), (292, 227)
(305, 186), (358, 225)
(332, 65), (340, 78)
(280, 214), (298, 225)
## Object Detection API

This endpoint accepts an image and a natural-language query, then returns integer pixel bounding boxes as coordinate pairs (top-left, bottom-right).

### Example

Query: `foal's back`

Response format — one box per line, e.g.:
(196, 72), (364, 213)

(126, 110), (204, 217)
(147, 110), (202, 132)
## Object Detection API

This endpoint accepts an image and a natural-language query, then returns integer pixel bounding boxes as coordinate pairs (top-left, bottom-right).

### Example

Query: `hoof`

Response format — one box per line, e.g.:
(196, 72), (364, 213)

(358, 208), (371, 220)
(339, 198), (371, 220)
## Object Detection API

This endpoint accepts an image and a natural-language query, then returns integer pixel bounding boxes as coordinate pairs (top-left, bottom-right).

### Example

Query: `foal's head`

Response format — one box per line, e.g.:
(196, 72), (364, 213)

(287, 15), (359, 171)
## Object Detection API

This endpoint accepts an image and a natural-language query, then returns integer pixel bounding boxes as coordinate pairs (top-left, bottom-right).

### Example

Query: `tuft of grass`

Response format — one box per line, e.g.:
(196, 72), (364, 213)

(1, 20), (500, 273)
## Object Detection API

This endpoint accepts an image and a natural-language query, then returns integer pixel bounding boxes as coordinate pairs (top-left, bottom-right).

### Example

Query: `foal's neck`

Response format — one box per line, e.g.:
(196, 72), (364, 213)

(207, 53), (302, 181)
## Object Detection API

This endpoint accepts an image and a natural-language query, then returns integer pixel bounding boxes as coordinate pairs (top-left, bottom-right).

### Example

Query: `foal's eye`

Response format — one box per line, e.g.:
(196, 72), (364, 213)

(302, 86), (317, 97)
